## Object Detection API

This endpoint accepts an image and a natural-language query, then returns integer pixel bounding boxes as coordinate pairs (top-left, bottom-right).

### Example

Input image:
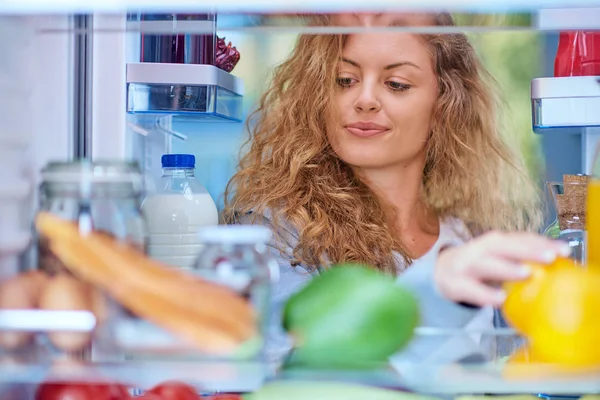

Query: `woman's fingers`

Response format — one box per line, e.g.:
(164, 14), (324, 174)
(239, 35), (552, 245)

(447, 279), (506, 307)
(435, 232), (574, 307)
(480, 231), (571, 263)
(467, 257), (531, 282)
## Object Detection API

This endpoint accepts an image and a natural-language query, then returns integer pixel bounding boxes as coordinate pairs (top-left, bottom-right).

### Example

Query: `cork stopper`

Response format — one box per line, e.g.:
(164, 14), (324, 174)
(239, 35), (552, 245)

(556, 174), (589, 230)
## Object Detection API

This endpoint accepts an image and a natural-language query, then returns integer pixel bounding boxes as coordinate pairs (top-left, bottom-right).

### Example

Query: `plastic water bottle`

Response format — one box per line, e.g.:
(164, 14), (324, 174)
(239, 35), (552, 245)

(141, 154), (219, 269)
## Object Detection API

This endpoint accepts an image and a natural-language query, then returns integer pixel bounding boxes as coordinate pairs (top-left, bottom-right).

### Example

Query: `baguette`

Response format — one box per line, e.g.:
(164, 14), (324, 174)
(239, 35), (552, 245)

(36, 212), (255, 337)
(49, 237), (244, 354)
(36, 212), (257, 350)
(93, 230), (256, 333)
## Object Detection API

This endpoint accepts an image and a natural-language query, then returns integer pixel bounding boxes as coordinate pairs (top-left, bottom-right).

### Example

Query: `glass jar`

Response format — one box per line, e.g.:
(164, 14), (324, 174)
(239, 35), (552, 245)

(37, 160), (146, 275)
(193, 225), (279, 360)
(546, 179), (588, 265)
(35, 160), (146, 359)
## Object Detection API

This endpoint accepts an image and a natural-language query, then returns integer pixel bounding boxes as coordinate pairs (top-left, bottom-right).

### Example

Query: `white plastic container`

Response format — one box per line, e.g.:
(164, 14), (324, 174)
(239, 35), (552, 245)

(141, 154), (219, 269)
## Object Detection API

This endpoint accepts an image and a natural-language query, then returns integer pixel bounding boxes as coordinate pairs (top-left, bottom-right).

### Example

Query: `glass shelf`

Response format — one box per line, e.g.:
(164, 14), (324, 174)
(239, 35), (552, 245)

(3, 0), (600, 14)
(18, 10), (595, 35)
(1, 359), (599, 395)
(0, 328), (599, 395)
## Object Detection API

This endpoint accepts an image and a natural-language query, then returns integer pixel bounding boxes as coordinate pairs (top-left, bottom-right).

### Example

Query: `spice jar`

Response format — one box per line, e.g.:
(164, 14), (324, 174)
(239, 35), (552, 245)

(546, 174), (589, 265)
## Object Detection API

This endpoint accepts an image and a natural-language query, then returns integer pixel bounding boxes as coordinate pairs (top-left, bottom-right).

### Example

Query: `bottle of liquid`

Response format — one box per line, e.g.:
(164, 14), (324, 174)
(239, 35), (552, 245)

(554, 31), (600, 77)
(588, 148), (600, 266)
(141, 154), (219, 269)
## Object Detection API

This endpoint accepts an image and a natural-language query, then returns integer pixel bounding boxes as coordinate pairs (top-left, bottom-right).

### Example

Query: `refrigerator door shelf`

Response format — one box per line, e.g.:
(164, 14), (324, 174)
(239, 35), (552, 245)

(531, 76), (600, 134)
(126, 63), (244, 123)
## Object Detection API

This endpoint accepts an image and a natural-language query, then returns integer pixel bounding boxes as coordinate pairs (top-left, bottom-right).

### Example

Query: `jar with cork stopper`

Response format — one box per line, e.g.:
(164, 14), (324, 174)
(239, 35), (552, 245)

(545, 174), (589, 265)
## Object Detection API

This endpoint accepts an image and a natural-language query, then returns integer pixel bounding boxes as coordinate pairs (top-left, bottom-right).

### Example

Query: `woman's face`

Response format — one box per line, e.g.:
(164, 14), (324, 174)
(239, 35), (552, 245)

(326, 16), (439, 171)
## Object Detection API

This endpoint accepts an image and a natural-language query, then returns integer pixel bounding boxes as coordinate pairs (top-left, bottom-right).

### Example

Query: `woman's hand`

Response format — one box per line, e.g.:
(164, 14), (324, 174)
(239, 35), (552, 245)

(434, 231), (572, 307)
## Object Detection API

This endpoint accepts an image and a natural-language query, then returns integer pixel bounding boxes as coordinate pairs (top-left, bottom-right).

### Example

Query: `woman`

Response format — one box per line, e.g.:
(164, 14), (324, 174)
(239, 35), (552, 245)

(224, 13), (570, 362)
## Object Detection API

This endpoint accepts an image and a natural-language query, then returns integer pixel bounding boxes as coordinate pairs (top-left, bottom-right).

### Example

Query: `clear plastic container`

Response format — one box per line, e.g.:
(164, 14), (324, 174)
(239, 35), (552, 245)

(142, 154), (219, 269)
(95, 225), (275, 362)
(127, 82), (244, 122)
(0, 161), (145, 361)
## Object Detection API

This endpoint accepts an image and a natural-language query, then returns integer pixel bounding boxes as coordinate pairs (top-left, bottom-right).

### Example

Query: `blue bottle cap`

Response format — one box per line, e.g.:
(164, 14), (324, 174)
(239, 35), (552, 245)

(161, 154), (195, 168)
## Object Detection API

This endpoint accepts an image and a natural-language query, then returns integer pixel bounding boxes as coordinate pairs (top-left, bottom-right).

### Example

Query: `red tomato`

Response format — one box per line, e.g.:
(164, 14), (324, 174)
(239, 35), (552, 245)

(36, 382), (131, 400)
(136, 395), (164, 400)
(147, 381), (198, 400)
(99, 383), (131, 399)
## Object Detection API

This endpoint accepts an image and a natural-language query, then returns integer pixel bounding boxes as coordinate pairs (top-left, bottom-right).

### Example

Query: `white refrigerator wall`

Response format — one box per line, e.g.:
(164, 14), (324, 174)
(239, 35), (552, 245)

(170, 31), (298, 212)
(0, 15), (72, 275)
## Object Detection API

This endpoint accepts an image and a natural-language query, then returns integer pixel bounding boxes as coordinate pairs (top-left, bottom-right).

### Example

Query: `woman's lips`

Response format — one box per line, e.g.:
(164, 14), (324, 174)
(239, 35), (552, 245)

(345, 122), (390, 138)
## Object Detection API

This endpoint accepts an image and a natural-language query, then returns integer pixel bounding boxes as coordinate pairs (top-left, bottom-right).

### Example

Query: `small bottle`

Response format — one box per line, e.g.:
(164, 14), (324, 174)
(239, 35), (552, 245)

(141, 154), (218, 269)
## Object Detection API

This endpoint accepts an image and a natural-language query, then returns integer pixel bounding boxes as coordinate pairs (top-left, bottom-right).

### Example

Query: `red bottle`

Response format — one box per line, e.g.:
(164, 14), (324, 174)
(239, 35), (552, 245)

(554, 31), (600, 77)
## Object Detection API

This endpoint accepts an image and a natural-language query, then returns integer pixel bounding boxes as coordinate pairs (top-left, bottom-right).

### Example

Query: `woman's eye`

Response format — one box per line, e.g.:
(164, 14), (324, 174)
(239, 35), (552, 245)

(336, 77), (355, 88)
(386, 81), (411, 92)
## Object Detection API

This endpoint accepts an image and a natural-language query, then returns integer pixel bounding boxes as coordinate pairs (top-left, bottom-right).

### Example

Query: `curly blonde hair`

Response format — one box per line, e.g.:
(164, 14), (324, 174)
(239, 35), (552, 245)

(224, 14), (543, 274)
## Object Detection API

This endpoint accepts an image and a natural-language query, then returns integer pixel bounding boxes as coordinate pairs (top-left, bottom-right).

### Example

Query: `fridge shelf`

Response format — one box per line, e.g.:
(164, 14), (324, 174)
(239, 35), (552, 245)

(531, 76), (600, 134)
(0, 310), (95, 332)
(0, 360), (268, 393)
(2, 0), (600, 13)
(0, 326), (598, 394)
(0, 359), (599, 395)
(126, 63), (244, 123)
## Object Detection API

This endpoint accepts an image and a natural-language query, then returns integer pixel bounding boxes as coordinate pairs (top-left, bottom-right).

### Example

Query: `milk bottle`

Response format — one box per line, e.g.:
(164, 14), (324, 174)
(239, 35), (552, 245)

(141, 154), (219, 269)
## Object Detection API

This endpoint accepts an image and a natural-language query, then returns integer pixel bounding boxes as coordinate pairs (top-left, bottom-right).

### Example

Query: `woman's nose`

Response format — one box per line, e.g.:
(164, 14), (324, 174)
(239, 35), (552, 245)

(354, 85), (381, 113)
(352, 13), (383, 27)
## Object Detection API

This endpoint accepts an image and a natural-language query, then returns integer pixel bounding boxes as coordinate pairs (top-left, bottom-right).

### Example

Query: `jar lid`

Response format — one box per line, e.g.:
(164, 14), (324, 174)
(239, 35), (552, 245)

(197, 225), (272, 244)
(162, 154), (195, 169)
(41, 160), (142, 184)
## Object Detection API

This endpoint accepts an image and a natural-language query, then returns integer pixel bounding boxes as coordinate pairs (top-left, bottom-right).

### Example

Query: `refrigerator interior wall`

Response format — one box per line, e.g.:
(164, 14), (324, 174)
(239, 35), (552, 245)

(170, 29), (299, 212)
(0, 16), (73, 274)
(0, 16), (35, 275)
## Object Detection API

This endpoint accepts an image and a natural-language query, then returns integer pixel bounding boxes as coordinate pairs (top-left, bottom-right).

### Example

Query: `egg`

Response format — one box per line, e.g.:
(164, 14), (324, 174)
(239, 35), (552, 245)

(90, 288), (108, 326)
(0, 273), (40, 350)
(21, 270), (50, 306)
(39, 274), (94, 353)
